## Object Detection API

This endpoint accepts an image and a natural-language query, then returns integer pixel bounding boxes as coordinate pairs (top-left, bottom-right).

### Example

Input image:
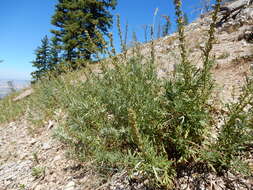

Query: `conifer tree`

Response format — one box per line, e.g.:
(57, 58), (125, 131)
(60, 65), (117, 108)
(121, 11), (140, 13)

(51, 0), (117, 68)
(31, 35), (51, 81)
(48, 37), (60, 72)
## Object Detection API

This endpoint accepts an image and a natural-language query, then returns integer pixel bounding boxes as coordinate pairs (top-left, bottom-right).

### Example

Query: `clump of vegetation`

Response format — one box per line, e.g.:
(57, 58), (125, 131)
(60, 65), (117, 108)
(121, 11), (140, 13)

(217, 52), (230, 59)
(31, 166), (45, 179)
(202, 76), (253, 175)
(0, 92), (29, 123)
(1, 0), (252, 188)
(54, 56), (176, 186)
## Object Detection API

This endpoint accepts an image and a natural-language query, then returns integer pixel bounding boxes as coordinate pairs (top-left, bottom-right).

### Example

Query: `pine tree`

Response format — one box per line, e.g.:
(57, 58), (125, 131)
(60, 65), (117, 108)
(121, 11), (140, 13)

(31, 35), (51, 81)
(51, 0), (117, 68)
(48, 37), (60, 72)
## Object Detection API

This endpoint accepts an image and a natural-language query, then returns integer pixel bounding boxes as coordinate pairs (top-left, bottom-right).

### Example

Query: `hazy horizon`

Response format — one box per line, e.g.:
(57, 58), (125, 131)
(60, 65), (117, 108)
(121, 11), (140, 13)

(0, 78), (30, 81)
(0, 79), (30, 98)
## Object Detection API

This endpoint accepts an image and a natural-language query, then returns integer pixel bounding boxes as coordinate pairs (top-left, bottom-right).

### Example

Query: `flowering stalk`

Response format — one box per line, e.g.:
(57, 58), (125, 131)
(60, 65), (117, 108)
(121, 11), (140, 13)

(202, 0), (221, 90)
(174, 0), (189, 84)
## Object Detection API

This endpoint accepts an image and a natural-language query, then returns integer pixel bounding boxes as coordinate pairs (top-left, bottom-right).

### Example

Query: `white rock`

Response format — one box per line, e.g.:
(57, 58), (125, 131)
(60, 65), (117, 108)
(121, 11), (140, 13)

(35, 184), (44, 190)
(29, 139), (37, 146)
(42, 142), (51, 150)
(242, 7), (253, 20)
(53, 155), (62, 162)
(64, 181), (76, 190)
(8, 122), (15, 127)
(47, 120), (55, 130)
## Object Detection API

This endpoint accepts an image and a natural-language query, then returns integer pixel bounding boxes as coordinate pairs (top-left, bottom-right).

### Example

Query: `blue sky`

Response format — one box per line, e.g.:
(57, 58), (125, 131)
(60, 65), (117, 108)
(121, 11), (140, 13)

(0, 0), (205, 80)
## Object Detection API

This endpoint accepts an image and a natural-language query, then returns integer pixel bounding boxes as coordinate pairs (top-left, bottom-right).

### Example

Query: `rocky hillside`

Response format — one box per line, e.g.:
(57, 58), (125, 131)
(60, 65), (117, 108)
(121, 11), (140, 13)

(147, 0), (253, 104)
(0, 1), (253, 189)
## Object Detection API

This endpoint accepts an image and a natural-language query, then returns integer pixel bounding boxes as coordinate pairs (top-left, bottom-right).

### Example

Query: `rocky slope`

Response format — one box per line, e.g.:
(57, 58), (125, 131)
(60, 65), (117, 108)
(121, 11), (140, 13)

(149, 0), (253, 105)
(0, 118), (103, 190)
(0, 1), (253, 189)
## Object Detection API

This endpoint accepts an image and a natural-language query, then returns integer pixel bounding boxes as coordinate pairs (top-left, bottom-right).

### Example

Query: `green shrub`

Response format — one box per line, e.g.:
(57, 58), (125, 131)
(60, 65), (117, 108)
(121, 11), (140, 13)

(164, 63), (213, 163)
(203, 77), (253, 175)
(54, 56), (175, 186)
(0, 92), (29, 124)
(5, 0), (251, 188)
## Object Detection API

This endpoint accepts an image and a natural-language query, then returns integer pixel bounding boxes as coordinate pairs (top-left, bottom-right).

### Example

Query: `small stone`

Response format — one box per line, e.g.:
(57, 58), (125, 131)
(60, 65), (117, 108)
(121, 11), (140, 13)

(227, 171), (235, 179)
(47, 120), (54, 130)
(50, 173), (58, 183)
(9, 122), (15, 127)
(64, 181), (76, 190)
(42, 142), (51, 150)
(35, 184), (44, 190)
(20, 152), (29, 160)
(29, 139), (37, 146)
(53, 155), (61, 162)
